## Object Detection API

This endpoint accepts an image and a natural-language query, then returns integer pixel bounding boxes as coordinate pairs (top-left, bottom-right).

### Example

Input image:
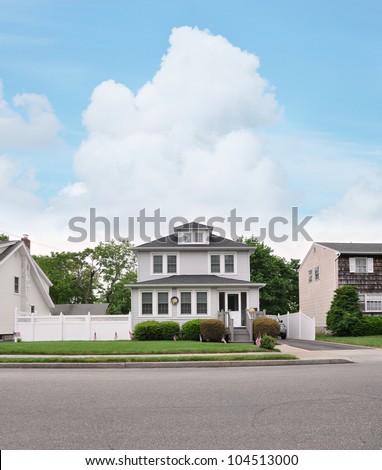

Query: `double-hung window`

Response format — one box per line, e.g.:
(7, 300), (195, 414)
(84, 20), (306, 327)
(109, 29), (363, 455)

(210, 254), (235, 274)
(196, 292), (208, 314)
(153, 255), (163, 273)
(167, 255), (177, 273)
(211, 255), (220, 273)
(224, 255), (234, 273)
(158, 292), (169, 315)
(152, 254), (178, 274)
(180, 292), (192, 314)
(142, 293), (153, 315)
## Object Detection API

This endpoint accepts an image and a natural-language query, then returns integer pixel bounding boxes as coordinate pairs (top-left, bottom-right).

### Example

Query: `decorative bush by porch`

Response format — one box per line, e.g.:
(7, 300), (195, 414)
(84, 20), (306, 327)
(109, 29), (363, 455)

(134, 320), (180, 341)
(159, 321), (180, 340)
(200, 319), (226, 342)
(181, 319), (203, 341)
(253, 317), (280, 338)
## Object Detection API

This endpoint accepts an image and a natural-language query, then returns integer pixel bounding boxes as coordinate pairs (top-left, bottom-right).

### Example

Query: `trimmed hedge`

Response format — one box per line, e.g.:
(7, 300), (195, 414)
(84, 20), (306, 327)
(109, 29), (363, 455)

(159, 321), (181, 340)
(134, 321), (161, 341)
(253, 317), (280, 338)
(200, 319), (226, 342)
(350, 316), (382, 336)
(134, 320), (180, 341)
(260, 335), (277, 350)
(182, 319), (203, 341)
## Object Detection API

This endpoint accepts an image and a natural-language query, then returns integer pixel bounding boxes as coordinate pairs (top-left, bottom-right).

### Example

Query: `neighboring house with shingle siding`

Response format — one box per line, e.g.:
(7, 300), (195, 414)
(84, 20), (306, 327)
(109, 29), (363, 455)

(128, 222), (264, 339)
(0, 237), (54, 339)
(299, 242), (382, 332)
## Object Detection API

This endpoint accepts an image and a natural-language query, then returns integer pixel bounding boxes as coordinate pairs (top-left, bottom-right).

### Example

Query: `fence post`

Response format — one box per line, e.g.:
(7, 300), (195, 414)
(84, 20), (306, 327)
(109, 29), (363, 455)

(60, 313), (64, 341)
(87, 312), (91, 340)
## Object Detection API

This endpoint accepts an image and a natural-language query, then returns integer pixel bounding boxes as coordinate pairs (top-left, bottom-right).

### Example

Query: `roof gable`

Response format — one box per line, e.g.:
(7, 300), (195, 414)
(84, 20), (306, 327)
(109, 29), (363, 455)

(316, 242), (382, 255)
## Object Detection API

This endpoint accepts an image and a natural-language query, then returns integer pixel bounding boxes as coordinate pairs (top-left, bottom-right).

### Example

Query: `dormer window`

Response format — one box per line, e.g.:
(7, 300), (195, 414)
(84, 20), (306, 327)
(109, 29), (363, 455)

(178, 231), (208, 245)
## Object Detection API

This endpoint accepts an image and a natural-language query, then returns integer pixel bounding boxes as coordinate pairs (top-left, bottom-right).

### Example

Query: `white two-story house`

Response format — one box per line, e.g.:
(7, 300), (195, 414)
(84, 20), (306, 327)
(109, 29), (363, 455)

(128, 222), (264, 339)
(0, 236), (54, 340)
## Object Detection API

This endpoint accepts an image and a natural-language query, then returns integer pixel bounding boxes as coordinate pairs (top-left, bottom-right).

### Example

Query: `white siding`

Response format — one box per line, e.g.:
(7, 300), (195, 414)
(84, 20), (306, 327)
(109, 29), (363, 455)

(137, 249), (251, 282)
(0, 248), (53, 335)
(0, 251), (22, 334)
(299, 244), (338, 329)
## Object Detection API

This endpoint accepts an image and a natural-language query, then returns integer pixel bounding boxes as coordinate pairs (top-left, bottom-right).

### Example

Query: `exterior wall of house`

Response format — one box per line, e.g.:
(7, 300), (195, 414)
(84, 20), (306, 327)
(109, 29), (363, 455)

(136, 250), (250, 282)
(337, 255), (382, 315)
(0, 250), (23, 334)
(130, 286), (261, 331)
(299, 244), (338, 330)
(0, 249), (52, 335)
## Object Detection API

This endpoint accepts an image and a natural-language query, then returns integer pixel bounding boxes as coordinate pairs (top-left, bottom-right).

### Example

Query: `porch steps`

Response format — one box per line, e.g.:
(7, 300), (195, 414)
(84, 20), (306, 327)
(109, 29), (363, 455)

(233, 327), (252, 344)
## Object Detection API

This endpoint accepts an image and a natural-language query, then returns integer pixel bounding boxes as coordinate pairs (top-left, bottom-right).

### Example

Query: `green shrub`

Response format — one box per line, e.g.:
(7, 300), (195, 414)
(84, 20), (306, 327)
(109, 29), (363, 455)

(253, 317), (280, 338)
(260, 335), (277, 350)
(349, 316), (382, 336)
(182, 319), (203, 341)
(159, 321), (180, 340)
(200, 319), (226, 342)
(134, 321), (162, 341)
(326, 286), (363, 336)
(134, 320), (180, 340)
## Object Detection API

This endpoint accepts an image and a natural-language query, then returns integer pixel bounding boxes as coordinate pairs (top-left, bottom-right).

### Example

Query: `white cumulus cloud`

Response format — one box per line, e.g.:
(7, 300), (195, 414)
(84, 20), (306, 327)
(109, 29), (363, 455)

(0, 80), (62, 150)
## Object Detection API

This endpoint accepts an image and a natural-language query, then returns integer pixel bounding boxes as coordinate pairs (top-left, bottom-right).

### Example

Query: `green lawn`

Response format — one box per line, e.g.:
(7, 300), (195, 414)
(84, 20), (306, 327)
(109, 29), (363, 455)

(316, 334), (382, 348)
(0, 340), (268, 355)
(0, 354), (297, 363)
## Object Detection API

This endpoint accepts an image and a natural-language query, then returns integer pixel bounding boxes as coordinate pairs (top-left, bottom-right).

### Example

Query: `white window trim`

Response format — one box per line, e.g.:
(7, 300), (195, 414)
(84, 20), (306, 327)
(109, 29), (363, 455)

(308, 269), (313, 283)
(314, 266), (320, 281)
(176, 289), (211, 317)
(178, 231), (209, 245)
(349, 257), (374, 273)
(359, 293), (382, 312)
(138, 290), (171, 317)
(150, 252), (179, 275)
(208, 252), (237, 275)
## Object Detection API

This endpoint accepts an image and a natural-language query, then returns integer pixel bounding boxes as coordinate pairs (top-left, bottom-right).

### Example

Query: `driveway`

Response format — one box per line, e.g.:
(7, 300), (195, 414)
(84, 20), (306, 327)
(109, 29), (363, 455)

(279, 338), (369, 351)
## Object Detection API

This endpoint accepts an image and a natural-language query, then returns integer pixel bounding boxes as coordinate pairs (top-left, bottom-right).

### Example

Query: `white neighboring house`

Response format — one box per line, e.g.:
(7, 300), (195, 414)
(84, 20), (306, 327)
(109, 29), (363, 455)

(128, 222), (265, 340)
(0, 236), (54, 339)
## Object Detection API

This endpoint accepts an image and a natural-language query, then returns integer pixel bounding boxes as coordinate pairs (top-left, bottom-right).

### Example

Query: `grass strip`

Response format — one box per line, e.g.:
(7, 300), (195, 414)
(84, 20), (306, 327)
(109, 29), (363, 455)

(0, 340), (268, 355)
(316, 334), (382, 348)
(0, 354), (297, 363)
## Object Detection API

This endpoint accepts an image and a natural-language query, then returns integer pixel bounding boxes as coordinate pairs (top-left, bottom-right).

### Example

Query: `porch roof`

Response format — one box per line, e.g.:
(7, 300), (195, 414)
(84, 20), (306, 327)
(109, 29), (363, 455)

(129, 274), (265, 288)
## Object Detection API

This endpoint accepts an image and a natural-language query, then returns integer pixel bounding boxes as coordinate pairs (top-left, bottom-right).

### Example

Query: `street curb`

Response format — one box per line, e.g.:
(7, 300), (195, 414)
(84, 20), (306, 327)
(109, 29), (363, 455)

(0, 359), (353, 369)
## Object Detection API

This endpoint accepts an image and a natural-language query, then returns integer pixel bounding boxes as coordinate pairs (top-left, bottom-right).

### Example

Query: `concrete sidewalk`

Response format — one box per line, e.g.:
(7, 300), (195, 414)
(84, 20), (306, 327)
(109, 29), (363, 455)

(277, 343), (382, 364)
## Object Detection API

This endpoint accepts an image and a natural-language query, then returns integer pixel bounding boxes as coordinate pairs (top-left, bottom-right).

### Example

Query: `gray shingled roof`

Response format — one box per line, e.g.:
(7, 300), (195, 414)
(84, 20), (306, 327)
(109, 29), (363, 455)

(0, 241), (21, 263)
(316, 242), (382, 254)
(135, 233), (252, 250)
(50, 304), (109, 315)
(130, 275), (262, 286)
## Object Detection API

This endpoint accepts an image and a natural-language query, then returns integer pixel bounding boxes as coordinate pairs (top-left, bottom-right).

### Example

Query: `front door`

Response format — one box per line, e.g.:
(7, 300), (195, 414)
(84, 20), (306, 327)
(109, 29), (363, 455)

(226, 293), (242, 327)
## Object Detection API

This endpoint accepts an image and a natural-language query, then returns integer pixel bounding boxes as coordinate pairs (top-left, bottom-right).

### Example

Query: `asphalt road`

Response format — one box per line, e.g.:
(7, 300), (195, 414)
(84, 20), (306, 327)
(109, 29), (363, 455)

(1, 363), (381, 450)
(279, 339), (370, 351)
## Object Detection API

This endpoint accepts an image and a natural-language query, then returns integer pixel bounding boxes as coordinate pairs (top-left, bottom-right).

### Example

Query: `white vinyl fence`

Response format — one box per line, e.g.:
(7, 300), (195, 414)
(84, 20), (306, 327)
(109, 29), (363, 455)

(284, 312), (315, 340)
(15, 309), (132, 341)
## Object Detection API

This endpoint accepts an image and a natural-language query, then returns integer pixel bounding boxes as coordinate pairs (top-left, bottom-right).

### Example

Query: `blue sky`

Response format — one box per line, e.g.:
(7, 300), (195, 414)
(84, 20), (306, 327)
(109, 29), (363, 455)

(1, 0), (381, 256)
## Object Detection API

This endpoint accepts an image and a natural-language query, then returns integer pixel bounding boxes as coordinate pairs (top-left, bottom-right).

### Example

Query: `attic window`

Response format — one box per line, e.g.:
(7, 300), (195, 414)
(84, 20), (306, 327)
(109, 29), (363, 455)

(178, 231), (208, 244)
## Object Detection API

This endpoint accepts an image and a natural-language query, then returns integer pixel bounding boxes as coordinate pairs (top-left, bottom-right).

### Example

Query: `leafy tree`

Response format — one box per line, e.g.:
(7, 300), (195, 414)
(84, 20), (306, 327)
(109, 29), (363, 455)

(34, 250), (100, 304)
(0, 233), (9, 241)
(326, 285), (363, 336)
(33, 240), (137, 313)
(244, 237), (299, 315)
(92, 240), (137, 313)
